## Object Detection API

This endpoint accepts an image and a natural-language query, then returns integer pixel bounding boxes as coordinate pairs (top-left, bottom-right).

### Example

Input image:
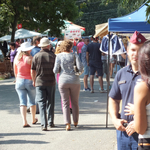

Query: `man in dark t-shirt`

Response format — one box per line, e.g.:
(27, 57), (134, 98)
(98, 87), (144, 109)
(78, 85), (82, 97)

(86, 37), (106, 93)
(31, 37), (56, 131)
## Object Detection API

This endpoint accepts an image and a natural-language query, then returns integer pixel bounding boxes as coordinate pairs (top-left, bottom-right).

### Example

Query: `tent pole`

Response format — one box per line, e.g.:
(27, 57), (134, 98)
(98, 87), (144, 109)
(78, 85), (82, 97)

(106, 32), (110, 128)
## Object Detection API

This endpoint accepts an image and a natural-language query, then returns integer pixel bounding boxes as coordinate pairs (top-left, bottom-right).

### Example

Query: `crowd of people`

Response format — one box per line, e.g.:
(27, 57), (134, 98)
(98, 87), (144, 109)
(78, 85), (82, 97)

(2, 30), (150, 150)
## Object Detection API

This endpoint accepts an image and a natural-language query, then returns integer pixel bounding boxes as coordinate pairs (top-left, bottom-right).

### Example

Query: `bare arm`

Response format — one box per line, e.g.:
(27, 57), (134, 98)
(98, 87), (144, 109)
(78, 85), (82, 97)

(13, 57), (18, 78)
(31, 69), (36, 87)
(86, 52), (89, 66)
(109, 97), (127, 131)
(121, 54), (126, 59)
(134, 82), (148, 134)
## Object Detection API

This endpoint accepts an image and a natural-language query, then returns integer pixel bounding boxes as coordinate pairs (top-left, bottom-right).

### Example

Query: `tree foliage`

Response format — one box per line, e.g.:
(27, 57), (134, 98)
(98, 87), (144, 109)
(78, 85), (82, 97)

(74, 0), (148, 36)
(0, 0), (79, 41)
(75, 0), (127, 36)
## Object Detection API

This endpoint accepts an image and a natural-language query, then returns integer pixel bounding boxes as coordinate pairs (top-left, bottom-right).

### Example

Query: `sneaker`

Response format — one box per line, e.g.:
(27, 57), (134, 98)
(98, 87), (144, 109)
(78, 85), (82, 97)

(87, 87), (91, 91)
(91, 90), (94, 93)
(83, 88), (91, 92)
(99, 89), (107, 93)
(83, 88), (88, 92)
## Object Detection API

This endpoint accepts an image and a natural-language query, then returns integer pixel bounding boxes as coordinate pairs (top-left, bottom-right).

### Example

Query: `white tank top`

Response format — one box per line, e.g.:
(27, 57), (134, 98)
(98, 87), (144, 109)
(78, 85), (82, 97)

(139, 103), (150, 139)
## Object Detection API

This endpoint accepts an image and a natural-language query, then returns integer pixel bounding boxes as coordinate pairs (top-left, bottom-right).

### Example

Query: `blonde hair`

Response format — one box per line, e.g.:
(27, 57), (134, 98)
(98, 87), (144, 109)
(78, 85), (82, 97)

(18, 51), (30, 61)
(60, 40), (73, 52)
(55, 46), (61, 54)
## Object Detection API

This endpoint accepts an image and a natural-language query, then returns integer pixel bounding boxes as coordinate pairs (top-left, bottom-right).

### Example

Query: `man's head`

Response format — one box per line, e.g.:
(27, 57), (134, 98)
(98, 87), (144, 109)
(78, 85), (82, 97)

(84, 38), (89, 45)
(38, 37), (51, 49)
(33, 36), (41, 46)
(127, 31), (147, 67)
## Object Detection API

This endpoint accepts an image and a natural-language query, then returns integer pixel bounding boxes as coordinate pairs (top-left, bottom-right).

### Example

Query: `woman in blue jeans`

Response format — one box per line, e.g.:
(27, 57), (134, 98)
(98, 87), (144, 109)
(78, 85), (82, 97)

(14, 42), (38, 127)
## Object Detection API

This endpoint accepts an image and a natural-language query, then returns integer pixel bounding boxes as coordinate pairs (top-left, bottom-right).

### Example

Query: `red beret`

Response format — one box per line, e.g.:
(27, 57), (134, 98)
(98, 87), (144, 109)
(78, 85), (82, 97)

(130, 31), (147, 44)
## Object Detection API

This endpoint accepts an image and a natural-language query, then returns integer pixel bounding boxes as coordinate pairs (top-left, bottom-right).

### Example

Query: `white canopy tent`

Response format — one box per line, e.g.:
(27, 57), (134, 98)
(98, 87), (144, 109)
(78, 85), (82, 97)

(0, 28), (42, 42)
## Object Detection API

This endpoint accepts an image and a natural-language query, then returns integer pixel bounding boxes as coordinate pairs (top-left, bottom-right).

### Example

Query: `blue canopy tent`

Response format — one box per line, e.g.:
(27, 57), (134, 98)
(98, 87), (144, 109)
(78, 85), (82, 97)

(105, 3), (149, 128)
(108, 3), (150, 33)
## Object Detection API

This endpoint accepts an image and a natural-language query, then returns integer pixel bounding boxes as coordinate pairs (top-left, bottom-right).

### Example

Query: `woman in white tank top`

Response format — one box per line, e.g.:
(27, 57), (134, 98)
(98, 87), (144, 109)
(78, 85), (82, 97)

(125, 41), (150, 150)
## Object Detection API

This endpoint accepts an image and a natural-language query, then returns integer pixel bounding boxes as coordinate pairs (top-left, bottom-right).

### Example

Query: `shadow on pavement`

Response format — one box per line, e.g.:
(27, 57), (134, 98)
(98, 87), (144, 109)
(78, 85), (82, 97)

(0, 139), (49, 144)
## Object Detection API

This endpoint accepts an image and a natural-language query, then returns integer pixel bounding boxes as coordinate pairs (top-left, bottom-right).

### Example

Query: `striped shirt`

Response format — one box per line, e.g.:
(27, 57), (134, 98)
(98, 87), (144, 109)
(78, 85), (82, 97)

(31, 49), (56, 86)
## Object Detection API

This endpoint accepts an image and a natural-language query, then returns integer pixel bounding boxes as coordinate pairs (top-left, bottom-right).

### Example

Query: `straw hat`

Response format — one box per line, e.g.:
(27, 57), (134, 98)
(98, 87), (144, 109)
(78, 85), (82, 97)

(38, 37), (51, 47)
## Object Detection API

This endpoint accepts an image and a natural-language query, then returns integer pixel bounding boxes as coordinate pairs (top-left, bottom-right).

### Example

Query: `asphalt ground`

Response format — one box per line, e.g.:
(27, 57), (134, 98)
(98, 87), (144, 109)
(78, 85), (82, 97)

(0, 75), (117, 150)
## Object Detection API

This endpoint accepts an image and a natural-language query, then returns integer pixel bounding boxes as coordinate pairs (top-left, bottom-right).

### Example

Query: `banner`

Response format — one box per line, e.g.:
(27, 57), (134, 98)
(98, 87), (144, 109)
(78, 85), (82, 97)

(65, 29), (81, 39)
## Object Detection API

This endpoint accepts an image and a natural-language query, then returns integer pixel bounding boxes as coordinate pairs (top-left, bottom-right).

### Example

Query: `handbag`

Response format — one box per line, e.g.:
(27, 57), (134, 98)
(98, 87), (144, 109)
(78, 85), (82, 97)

(73, 54), (83, 76)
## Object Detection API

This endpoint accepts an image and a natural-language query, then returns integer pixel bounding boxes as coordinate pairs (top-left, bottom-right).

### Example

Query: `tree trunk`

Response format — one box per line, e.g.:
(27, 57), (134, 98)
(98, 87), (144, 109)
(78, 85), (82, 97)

(11, 14), (18, 42)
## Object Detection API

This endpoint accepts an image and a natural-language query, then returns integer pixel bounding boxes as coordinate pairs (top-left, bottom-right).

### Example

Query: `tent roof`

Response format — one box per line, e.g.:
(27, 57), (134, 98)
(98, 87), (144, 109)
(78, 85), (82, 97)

(0, 28), (42, 42)
(108, 3), (150, 33)
(94, 22), (108, 38)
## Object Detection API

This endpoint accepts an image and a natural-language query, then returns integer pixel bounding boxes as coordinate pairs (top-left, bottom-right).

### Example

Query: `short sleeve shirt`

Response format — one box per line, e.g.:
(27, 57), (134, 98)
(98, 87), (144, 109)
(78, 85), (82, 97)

(77, 42), (84, 53)
(109, 65), (141, 122)
(87, 42), (102, 67)
(31, 49), (56, 87)
(30, 46), (41, 57)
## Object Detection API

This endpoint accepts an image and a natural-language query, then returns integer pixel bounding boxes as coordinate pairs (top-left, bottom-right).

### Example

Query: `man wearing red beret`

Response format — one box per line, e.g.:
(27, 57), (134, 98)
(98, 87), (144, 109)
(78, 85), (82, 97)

(109, 31), (146, 150)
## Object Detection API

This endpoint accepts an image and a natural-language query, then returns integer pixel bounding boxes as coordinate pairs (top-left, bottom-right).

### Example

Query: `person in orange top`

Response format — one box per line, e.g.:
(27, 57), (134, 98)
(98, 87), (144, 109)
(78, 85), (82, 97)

(14, 42), (38, 127)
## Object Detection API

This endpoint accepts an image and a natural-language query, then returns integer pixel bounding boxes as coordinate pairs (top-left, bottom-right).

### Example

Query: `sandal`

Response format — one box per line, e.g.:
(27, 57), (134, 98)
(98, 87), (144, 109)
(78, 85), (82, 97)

(32, 118), (38, 124)
(23, 124), (31, 128)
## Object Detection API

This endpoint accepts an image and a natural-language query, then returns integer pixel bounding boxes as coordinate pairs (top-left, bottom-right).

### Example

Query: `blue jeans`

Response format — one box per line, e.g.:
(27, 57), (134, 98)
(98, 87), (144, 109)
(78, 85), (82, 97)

(15, 78), (35, 106)
(36, 85), (55, 128)
(78, 53), (82, 62)
(117, 130), (138, 150)
(72, 46), (77, 53)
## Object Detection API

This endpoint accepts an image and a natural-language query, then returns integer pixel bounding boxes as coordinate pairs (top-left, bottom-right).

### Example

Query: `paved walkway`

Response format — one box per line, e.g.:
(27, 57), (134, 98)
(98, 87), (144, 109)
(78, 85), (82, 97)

(0, 75), (117, 150)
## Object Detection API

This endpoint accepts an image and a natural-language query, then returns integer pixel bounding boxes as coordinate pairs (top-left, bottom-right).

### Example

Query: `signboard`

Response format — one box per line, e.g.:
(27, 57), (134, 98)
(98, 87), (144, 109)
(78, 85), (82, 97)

(17, 24), (22, 29)
(65, 29), (81, 39)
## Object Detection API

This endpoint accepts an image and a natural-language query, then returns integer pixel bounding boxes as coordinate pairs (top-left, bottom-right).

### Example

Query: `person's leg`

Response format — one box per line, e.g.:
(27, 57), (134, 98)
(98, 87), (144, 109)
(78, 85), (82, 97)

(84, 75), (88, 89)
(58, 83), (71, 124)
(89, 64), (96, 92)
(69, 84), (80, 125)
(79, 53), (82, 62)
(15, 78), (28, 126)
(90, 75), (94, 91)
(25, 79), (36, 123)
(83, 65), (90, 90)
(98, 76), (103, 90)
(20, 106), (28, 125)
(47, 85), (55, 126)
(96, 67), (106, 92)
(36, 86), (47, 128)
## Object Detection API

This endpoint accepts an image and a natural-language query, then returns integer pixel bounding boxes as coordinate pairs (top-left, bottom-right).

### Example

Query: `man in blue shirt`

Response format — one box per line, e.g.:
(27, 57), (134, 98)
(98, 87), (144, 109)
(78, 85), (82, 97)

(81, 38), (90, 91)
(30, 36), (41, 57)
(109, 31), (147, 150)
(86, 37), (105, 93)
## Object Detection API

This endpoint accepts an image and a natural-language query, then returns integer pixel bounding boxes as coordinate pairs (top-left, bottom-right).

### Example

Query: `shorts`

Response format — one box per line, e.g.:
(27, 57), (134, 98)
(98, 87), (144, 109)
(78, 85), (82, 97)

(89, 63), (103, 77)
(83, 65), (89, 75)
(110, 56), (116, 63)
(102, 60), (107, 75)
(15, 78), (36, 107)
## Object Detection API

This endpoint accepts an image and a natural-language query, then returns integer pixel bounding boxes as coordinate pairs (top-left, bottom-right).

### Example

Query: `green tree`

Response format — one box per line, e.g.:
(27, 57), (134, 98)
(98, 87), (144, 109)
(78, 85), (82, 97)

(75, 0), (126, 36)
(0, 0), (79, 41)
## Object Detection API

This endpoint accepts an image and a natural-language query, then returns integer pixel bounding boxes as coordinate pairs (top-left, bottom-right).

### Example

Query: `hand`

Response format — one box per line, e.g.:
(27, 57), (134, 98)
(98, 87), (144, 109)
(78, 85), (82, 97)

(33, 81), (35, 87)
(124, 103), (134, 115)
(113, 118), (127, 131)
(87, 62), (89, 66)
(125, 121), (135, 136)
